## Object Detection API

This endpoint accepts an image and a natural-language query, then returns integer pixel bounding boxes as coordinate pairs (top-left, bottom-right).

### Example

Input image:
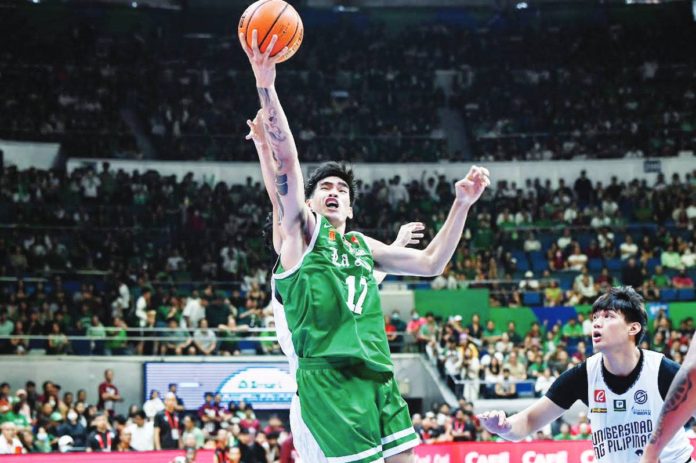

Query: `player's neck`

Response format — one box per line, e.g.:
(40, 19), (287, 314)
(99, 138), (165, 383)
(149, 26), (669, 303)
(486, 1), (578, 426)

(326, 217), (347, 234)
(602, 345), (640, 376)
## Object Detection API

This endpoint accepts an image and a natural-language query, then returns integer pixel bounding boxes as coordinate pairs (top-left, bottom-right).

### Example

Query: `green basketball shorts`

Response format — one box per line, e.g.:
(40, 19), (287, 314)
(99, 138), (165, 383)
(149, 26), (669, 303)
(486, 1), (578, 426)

(296, 357), (420, 463)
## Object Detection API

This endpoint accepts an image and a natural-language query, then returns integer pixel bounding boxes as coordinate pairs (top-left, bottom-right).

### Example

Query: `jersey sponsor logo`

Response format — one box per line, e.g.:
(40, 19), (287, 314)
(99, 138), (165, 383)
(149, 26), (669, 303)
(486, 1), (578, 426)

(631, 406), (651, 416)
(613, 399), (626, 411)
(323, 223), (333, 229)
(351, 236), (359, 243)
(634, 390), (647, 404)
(590, 407), (607, 413)
(594, 389), (606, 403)
(328, 230), (336, 241)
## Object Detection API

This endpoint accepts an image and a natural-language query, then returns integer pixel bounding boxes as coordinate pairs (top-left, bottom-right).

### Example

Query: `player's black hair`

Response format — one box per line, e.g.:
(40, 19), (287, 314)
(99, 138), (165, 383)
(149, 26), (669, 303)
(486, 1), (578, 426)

(591, 286), (648, 345)
(304, 161), (356, 204)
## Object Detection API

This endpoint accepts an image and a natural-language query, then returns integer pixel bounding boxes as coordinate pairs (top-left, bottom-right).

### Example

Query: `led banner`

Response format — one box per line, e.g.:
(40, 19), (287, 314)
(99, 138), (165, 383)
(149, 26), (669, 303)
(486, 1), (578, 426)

(144, 361), (296, 410)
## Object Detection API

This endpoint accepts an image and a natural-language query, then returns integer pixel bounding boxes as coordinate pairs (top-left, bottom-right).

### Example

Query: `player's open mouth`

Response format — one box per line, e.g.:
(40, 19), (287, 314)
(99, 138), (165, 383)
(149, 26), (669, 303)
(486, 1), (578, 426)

(325, 198), (339, 209)
(592, 331), (602, 342)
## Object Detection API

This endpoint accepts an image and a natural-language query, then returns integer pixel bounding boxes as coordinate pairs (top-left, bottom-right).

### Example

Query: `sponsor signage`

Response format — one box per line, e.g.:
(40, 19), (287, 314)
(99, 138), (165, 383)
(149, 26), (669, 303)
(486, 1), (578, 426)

(414, 440), (696, 462)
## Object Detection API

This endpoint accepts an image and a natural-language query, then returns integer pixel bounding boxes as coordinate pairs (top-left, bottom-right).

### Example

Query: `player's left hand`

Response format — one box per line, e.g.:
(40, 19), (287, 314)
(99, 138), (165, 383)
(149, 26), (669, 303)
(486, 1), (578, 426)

(455, 165), (490, 208)
(239, 29), (288, 88)
(393, 222), (426, 247)
(245, 109), (267, 147)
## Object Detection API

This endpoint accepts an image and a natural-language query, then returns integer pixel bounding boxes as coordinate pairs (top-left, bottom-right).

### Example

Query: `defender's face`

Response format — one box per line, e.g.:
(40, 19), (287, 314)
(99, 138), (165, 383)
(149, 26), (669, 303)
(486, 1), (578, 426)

(591, 309), (639, 351)
(308, 176), (353, 225)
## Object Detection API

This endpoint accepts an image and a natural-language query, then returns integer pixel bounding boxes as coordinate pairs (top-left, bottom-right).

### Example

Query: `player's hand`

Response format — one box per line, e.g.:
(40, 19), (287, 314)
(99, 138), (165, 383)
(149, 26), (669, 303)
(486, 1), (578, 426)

(476, 410), (512, 436)
(238, 29), (288, 88)
(393, 222), (426, 247)
(245, 109), (267, 148)
(455, 165), (490, 208)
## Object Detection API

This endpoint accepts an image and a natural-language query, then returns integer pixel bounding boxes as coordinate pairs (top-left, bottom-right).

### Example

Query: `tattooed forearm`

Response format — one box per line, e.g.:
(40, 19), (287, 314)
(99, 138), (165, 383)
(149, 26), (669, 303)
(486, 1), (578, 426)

(648, 371), (694, 446)
(275, 174), (288, 196)
(663, 374), (691, 414)
(270, 149), (284, 171)
(257, 87), (288, 144)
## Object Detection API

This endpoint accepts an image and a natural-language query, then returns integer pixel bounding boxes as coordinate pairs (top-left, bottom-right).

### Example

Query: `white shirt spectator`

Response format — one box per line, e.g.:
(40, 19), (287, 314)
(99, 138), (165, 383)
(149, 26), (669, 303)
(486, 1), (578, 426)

(620, 241), (639, 260)
(535, 373), (557, 396)
(183, 297), (206, 328)
(687, 203), (696, 221)
(557, 235), (572, 250)
(567, 252), (588, 272)
(563, 208), (578, 224)
(112, 283), (130, 313)
(387, 181), (409, 208)
(126, 421), (154, 451)
(135, 295), (149, 327)
(143, 397), (165, 419)
(81, 173), (101, 199)
(682, 248), (696, 268)
(523, 237), (542, 252)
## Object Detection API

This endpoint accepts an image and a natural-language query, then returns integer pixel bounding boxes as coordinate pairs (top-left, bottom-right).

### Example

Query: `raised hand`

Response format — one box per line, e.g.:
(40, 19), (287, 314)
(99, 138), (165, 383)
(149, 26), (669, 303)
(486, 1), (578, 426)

(239, 29), (288, 88)
(245, 109), (267, 148)
(455, 165), (490, 208)
(393, 222), (426, 247)
(476, 410), (512, 436)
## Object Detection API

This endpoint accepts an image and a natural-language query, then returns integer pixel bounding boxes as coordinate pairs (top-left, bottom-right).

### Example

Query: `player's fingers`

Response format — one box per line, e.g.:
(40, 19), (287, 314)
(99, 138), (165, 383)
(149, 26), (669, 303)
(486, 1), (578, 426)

(479, 166), (490, 177)
(411, 233), (424, 239)
(251, 29), (259, 53)
(497, 412), (506, 427)
(239, 32), (253, 58)
(264, 35), (278, 59)
(270, 46), (289, 64)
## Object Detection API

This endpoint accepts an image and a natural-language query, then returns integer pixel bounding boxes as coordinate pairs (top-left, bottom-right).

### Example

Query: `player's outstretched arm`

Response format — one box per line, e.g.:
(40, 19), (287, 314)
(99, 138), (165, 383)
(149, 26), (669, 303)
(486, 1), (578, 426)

(373, 222), (426, 284)
(246, 109), (283, 254)
(641, 342), (696, 463)
(477, 397), (566, 442)
(239, 30), (315, 265)
(365, 166), (490, 276)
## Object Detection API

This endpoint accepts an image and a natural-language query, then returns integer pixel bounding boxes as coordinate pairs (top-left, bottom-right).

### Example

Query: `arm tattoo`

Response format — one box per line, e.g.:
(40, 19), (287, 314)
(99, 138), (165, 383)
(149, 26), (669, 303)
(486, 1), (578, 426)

(649, 373), (693, 445)
(275, 174), (288, 196)
(256, 87), (288, 144)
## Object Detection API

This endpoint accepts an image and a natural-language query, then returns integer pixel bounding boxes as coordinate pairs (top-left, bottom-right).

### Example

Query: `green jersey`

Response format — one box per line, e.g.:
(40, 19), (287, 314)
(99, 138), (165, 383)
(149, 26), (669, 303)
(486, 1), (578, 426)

(273, 214), (392, 373)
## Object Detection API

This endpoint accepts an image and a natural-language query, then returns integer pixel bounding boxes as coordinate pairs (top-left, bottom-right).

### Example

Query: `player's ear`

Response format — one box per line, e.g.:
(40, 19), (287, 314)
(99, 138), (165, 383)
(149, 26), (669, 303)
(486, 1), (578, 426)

(305, 198), (313, 210)
(347, 206), (353, 220)
(628, 322), (641, 337)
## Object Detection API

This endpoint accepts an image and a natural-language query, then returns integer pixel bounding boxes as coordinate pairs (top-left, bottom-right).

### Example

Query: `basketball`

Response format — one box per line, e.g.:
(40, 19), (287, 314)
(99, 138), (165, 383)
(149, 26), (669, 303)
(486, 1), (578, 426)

(239, 0), (304, 63)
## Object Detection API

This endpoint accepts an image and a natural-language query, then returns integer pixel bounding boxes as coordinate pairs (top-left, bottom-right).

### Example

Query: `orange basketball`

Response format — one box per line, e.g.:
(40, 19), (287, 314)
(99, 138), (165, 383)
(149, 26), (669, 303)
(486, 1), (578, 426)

(238, 0), (304, 63)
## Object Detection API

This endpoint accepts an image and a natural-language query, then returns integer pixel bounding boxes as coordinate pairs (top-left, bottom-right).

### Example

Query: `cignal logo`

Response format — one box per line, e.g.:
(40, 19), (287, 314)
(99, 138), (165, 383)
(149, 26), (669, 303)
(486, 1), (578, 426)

(465, 451), (510, 463)
(522, 451), (568, 463)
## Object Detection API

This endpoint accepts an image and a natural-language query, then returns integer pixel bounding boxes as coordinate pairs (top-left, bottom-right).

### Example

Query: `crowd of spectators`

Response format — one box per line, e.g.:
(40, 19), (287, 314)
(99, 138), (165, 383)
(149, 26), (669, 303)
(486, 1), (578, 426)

(2, 5), (695, 161)
(450, 23), (696, 161)
(0, 162), (694, 355)
(0, 370), (298, 461)
(417, 303), (695, 410)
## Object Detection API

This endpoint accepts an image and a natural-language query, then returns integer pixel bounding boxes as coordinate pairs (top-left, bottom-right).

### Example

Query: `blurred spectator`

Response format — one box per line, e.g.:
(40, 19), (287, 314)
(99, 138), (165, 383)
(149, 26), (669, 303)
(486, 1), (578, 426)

(97, 369), (122, 416)
(154, 393), (181, 450)
(86, 414), (114, 452)
(126, 410), (154, 452)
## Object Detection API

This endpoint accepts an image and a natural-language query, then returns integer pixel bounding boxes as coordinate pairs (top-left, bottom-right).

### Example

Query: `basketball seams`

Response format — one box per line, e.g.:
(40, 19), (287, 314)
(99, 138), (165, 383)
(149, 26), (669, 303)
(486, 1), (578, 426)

(279, 9), (301, 62)
(258, 2), (290, 53)
(241, 0), (275, 48)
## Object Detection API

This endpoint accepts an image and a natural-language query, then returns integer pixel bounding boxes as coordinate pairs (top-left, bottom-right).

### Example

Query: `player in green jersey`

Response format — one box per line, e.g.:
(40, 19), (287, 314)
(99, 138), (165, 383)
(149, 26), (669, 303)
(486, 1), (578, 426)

(240, 30), (490, 463)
